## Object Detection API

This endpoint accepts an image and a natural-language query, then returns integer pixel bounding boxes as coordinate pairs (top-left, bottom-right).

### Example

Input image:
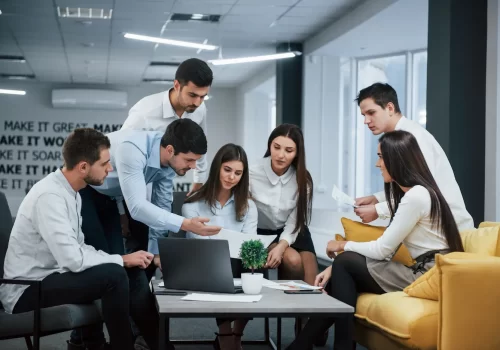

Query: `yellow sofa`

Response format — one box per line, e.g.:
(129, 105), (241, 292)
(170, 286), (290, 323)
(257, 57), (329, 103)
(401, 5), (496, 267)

(352, 222), (500, 350)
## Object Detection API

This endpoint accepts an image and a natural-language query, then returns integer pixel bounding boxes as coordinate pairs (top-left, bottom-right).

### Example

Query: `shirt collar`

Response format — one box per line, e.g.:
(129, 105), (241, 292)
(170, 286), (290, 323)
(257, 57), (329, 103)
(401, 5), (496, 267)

(162, 88), (184, 120)
(263, 156), (295, 185)
(216, 193), (235, 209)
(147, 134), (162, 169)
(394, 116), (407, 130)
(54, 168), (77, 196)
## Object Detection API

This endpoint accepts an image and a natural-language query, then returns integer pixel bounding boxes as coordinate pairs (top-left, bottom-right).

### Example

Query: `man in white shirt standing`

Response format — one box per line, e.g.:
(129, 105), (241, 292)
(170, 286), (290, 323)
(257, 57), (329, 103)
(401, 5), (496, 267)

(353, 82), (474, 231)
(121, 58), (212, 194)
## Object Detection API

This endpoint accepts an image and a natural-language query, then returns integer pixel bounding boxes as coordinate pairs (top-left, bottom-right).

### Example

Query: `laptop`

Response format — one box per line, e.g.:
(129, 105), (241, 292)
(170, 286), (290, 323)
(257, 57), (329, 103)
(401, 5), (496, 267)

(158, 237), (243, 294)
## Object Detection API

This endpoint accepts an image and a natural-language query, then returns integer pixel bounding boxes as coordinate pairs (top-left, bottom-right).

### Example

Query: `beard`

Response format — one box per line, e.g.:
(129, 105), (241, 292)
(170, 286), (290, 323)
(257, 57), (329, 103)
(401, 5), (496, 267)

(84, 174), (105, 186)
(173, 167), (191, 176)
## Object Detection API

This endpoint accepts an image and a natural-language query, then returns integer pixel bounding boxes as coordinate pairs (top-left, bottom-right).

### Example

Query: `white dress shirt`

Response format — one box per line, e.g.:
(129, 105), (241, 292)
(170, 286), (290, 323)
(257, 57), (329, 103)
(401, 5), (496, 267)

(182, 195), (258, 239)
(0, 170), (123, 314)
(347, 185), (449, 260)
(249, 157), (299, 246)
(121, 89), (208, 183)
(374, 117), (474, 231)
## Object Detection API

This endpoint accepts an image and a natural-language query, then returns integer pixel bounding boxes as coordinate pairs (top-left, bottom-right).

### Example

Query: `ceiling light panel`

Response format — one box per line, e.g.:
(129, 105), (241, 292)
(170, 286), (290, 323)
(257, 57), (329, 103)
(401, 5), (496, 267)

(57, 7), (113, 19)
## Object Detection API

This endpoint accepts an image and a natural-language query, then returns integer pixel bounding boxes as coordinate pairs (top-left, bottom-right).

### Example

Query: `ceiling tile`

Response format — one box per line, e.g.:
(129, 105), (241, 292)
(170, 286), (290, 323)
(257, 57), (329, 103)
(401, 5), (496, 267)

(228, 5), (290, 16)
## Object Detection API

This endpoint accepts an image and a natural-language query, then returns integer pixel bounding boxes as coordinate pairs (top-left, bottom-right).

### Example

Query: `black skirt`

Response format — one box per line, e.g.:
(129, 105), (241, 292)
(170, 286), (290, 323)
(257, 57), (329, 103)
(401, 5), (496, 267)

(257, 226), (316, 254)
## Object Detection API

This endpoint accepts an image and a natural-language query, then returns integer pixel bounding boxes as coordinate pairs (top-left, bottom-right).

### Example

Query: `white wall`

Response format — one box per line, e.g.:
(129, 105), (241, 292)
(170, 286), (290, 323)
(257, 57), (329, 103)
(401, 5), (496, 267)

(235, 63), (276, 163)
(485, 0), (500, 221)
(0, 81), (238, 215)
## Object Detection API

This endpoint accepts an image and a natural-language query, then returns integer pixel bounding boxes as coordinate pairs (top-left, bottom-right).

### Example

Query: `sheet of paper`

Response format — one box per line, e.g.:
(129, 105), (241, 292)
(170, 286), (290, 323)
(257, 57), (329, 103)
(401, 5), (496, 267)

(212, 229), (277, 259)
(332, 185), (358, 208)
(182, 293), (262, 303)
(262, 280), (322, 291)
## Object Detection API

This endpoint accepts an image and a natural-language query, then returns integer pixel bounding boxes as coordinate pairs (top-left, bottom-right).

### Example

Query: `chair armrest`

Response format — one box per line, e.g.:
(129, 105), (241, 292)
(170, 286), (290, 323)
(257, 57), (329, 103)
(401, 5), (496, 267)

(437, 252), (500, 350)
(0, 278), (41, 287)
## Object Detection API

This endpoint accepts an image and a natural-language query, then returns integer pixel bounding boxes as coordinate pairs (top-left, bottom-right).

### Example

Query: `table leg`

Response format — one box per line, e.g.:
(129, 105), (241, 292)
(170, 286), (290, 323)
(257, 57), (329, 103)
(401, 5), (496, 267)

(158, 314), (168, 350)
(277, 317), (282, 349)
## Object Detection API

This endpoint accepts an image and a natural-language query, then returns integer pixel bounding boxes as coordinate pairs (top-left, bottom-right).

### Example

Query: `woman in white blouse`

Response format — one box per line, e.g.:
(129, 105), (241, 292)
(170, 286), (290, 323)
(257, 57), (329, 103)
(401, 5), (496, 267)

(182, 143), (257, 350)
(286, 130), (465, 350)
(249, 124), (318, 284)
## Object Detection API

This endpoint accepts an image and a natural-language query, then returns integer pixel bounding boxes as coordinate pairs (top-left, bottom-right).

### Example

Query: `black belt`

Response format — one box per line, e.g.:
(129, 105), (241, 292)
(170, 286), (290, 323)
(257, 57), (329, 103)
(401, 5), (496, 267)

(409, 249), (449, 274)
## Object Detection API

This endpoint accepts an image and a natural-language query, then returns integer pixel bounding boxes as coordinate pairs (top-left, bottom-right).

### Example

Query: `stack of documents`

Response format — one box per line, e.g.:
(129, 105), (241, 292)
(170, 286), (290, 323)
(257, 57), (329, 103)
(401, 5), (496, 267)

(261, 279), (322, 291)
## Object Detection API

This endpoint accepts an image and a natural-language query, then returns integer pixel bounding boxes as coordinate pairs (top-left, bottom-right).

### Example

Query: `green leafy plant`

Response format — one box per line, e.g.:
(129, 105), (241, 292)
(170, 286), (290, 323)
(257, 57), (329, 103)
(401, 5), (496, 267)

(239, 239), (268, 274)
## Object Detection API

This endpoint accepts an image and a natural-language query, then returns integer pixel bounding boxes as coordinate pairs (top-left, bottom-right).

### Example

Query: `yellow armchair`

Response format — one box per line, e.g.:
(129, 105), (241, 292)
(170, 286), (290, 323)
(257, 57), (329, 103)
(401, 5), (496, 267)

(351, 223), (500, 350)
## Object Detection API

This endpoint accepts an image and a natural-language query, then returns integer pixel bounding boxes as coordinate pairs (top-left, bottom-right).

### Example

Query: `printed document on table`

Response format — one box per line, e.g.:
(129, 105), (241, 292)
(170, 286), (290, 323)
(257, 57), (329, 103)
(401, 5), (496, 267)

(332, 185), (358, 208)
(213, 228), (277, 259)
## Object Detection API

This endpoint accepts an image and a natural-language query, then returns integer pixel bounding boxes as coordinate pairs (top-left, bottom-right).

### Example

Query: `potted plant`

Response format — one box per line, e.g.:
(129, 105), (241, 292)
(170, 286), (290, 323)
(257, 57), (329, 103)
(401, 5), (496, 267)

(239, 239), (268, 294)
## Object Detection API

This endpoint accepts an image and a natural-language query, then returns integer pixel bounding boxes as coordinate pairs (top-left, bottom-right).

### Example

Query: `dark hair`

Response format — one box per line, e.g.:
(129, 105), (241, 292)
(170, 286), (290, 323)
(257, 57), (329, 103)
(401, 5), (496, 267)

(264, 124), (313, 235)
(161, 118), (207, 155)
(175, 58), (213, 87)
(379, 130), (464, 252)
(355, 82), (402, 114)
(62, 128), (110, 170)
(185, 144), (250, 221)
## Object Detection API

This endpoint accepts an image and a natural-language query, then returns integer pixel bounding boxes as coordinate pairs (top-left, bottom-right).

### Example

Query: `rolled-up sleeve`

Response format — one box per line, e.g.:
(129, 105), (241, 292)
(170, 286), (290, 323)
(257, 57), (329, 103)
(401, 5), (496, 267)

(115, 141), (184, 254)
(33, 193), (123, 272)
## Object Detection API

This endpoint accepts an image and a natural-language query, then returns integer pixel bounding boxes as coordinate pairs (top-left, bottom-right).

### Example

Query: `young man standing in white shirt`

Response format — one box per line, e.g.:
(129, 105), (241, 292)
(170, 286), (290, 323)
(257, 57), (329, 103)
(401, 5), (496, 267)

(0, 129), (170, 350)
(353, 83), (474, 231)
(121, 58), (212, 194)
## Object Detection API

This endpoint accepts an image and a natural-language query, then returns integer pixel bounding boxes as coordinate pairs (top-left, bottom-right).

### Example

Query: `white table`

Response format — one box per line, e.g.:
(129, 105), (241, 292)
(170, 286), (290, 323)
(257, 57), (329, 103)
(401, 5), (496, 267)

(154, 280), (354, 350)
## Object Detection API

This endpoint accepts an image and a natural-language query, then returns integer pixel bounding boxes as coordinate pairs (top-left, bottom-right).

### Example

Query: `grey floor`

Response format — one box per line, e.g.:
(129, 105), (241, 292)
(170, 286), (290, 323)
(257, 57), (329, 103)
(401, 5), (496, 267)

(1, 318), (368, 349)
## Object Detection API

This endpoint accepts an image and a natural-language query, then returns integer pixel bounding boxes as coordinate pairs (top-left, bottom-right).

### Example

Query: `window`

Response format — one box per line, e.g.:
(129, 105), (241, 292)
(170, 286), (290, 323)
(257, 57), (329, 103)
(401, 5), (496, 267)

(355, 55), (407, 197)
(412, 51), (428, 127)
(339, 50), (427, 199)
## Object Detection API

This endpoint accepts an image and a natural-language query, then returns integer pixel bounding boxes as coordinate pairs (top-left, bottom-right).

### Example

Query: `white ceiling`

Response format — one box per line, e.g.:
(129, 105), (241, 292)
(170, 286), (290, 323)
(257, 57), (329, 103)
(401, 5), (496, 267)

(315, 0), (428, 57)
(0, 0), (365, 87)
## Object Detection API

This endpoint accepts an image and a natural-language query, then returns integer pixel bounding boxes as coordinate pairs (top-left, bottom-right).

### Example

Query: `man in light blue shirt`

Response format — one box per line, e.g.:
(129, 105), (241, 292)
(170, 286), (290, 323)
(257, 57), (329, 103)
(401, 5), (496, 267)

(89, 118), (221, 268)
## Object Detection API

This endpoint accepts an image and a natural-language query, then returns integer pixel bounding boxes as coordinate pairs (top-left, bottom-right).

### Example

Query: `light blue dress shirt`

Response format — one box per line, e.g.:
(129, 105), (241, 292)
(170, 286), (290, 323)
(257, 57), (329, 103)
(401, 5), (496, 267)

(92, 129), (184, 254)
(181, 195), (258, 238)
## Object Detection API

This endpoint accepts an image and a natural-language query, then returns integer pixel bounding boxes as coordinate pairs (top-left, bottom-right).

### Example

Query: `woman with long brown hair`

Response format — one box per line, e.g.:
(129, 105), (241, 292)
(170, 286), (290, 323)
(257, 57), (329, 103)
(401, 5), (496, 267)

(287, 130), (464, 350)
(182, 143), (257, 350)
(249, 123), (318, 287)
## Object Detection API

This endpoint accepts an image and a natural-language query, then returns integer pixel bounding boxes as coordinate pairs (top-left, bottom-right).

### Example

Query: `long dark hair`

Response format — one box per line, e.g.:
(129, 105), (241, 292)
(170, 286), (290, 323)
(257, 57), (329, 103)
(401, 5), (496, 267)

(379, 130), (464, 252)
(264, 124), (313, 235)
(185, 143), (250, 221)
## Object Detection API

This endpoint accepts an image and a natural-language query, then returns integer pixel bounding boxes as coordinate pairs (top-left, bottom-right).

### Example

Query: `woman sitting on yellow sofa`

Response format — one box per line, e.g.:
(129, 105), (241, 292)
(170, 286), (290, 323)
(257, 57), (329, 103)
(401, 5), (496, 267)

(286, 130), (465, 350)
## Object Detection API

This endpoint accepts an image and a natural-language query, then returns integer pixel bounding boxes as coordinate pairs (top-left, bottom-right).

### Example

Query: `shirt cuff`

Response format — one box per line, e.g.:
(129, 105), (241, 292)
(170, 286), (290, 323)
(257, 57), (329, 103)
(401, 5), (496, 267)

(375, 202), (391, 219)
(110, 254), (124, 266)
(374, 191), (385, 203)
(193, 170), (207, 183)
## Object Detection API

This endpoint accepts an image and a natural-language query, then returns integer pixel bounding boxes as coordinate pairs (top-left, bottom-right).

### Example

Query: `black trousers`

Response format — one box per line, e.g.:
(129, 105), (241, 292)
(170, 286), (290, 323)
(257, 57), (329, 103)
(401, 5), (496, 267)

(14, 264), (160, 350)
(286, 252), (385, 350)
(71, 187), (156, 346)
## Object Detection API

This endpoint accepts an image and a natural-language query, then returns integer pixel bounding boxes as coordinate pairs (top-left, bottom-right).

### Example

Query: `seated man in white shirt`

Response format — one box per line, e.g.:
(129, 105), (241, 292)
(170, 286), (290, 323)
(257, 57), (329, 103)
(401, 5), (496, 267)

(353, 82), (474, 231)
(0, 129), (172, 350)
(121, 58), (213, 195)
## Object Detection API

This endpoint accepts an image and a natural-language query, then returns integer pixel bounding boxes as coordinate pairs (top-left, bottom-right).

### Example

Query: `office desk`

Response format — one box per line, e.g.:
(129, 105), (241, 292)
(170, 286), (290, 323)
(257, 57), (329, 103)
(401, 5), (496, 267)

(153, 280), (354, 350)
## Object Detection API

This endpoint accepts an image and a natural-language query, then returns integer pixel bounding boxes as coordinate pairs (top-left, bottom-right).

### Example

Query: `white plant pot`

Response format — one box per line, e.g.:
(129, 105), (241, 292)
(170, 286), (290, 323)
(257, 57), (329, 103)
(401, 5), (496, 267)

(241, 272), (263, 295)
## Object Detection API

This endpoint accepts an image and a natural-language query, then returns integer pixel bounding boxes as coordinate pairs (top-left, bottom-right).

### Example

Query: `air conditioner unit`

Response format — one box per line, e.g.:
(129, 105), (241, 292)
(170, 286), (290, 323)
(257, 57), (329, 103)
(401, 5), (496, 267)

(51, 89), (128, 110)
